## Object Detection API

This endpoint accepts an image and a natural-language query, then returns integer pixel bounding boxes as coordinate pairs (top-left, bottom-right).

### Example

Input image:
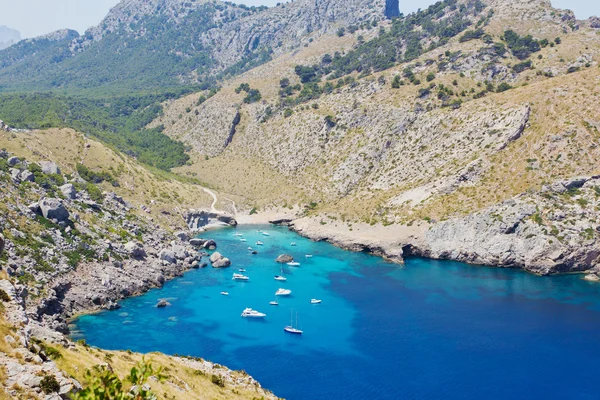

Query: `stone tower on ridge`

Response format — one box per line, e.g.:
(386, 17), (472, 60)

(385, 0), (400, 18)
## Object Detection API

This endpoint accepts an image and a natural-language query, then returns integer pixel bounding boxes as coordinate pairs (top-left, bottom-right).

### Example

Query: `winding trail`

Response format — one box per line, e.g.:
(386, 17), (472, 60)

(202, 187), (218, 212)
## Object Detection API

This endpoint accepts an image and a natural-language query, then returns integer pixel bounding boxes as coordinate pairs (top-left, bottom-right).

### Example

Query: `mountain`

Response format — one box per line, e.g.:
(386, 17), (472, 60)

(0, 0), (386, 93)
(151, 0), (600, 274)
(0, 25), (20, 50)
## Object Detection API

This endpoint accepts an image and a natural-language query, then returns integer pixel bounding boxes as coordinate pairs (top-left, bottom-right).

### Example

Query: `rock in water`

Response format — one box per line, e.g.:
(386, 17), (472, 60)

(209, 252), (231, 268)
(39, 198), (70, 222)
(276, 254), (294, 263)
(156, 299), (170, 308)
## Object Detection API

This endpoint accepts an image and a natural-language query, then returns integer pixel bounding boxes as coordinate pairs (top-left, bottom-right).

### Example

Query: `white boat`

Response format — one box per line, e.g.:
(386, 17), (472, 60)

(287, 262), (301, 267)
(232, 273), (249, 281)
(284, 310), (303, 335)
(234, 233), (243, 237)
(276, 288), (292, 296)
(256, 241), (264, 246)
(247, 247), (253, 251)
(305, 255), (313, 258)
(269, 300), (279, 306)
(262, 232), (270, 236)
(240, 238), (247, 242)
(291, 242), (297, 246)
(220, 292), (229, 296)
(274, 275), (287, 282)
(311, 299), (322, 304)
(241, 308), (266, 318)
(239, 268), (246, 272)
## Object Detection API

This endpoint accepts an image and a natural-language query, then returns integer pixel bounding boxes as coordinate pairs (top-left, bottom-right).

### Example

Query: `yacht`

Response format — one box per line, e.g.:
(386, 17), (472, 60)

(256, 241), (264, 246)
(311, 299), (322, 304)
(305, 254), (313, 258)
(274, 275), (287, 282)
(275, 288), (292, 296)
(234, 233), (243, 237)
(269, 300), (279, 306)
(232, 273), (249, 281)
(290, 242), (297, 246)
(287, 262), (301, 267)
(241, 308), (266, 318)
(220, 292), (229, 296)
(262, 232), (270, 236)
(247, 247), (253, 251)
(240, 238), (247, 242)
(239, 268), (246, 272)
(284, 310), (303, 335)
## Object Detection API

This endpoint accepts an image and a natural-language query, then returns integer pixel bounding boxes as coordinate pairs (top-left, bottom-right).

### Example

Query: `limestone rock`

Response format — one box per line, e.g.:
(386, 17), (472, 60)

(39, 198), (70, 222)
(7, 156), (19, 167)
(184, 210), (237, 231)
(124, 241), (146, 259)
(156, 299), (170, 308)
(276, 254), (294, 263)
(159, 249), (177, 264)
(19, 170), (34, 182)
(59, 184), (77, 199)
(210, 252), (231, 268)
(175, 231), (189, 241)
(39, 161), (61, 175)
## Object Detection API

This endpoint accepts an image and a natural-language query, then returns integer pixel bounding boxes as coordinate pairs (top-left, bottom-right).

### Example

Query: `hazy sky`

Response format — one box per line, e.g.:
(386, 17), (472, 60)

(0, 0), (597, 39)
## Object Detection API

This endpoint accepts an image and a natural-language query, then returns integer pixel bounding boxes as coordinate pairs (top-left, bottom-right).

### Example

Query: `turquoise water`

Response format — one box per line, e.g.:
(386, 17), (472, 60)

(73, 225), (600, 399)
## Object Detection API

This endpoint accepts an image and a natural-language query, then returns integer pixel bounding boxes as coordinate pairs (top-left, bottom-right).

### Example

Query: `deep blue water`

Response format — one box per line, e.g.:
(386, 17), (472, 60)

(72, 225), (600, 399)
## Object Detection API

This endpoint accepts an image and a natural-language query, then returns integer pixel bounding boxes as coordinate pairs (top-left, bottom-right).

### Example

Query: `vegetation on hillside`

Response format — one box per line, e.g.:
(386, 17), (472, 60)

(0, 91), (195, 169)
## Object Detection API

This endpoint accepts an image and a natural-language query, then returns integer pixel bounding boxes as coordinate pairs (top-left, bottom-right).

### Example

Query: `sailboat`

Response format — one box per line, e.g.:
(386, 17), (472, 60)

(284, 310), (303, 335)
(274, 265), (287, 281)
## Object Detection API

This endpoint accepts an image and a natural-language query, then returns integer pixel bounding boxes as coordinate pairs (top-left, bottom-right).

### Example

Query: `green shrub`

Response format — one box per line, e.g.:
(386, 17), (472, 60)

(211, 374), (225, 387)
(40, 375), (60, 394)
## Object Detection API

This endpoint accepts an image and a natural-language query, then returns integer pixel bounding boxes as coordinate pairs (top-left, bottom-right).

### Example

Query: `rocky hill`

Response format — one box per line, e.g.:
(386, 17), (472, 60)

(0, 0), (386, 92)
(0, 26), (20, 50)
(152, 0), (600, 274)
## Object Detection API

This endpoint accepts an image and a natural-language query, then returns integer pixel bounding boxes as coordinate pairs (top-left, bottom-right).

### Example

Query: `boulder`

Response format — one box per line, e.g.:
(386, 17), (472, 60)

(584, 274), (600, 282)
(189, 238), (205, 247)
(39, 161), (61, 175)
(276, 254), (294, 263)
(213, 258), (231, 268)
(7, 156), (19, 167)
(210, 252), (231, 268)
(28, 202), (40, 213)
(175, 231), (189, 241)
(156, 299), (170, 308)
(19, 170), (34, 182)
(159, 249), (177, 264)
(590, 16), (600, 29)
(172, 245), (188, 260)
(203, 239), (217, 250)
(59, 184), (77, 200)
(9, 168), (20, 182)
(39, 198), (70, 222)
(124, 241), (146, 259)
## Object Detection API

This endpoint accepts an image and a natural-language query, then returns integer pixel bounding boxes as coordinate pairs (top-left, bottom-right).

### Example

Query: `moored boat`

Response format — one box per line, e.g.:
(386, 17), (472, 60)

(311, 299), (322, 304)
(241, 308), (266, 318)
(233, 273), (249, 281)
(287, 262), (301, 266)
(275, 288), (292, 296)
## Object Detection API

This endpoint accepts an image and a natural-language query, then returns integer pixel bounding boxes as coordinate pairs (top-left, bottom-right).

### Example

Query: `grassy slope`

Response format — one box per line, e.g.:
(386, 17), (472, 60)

(0, 128), (214, 229)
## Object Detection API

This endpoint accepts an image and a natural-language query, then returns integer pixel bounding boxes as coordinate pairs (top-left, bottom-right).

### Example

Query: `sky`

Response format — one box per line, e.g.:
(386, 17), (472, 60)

(0, 0), (597, 39)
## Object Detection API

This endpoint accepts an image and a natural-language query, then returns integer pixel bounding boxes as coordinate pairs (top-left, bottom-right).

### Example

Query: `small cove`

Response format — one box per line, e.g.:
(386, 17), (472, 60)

(72, 225), (600, 399)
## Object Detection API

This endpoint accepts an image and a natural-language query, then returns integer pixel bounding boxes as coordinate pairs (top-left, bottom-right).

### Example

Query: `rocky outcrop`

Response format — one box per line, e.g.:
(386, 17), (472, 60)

(59, 183), (76, 199)
(124, 241), (146, 259)
(38, 198), (70, 222)
(0, 233), (4, 255)
(39, 161), (61, 175)
(184, 209), (237, 231)
(210, 252), (231, 268)
(190, 238), (217, 249)
(590, 16), (600, 29)
(411, 176), (600, 275)
(276, 254), (294, 263)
